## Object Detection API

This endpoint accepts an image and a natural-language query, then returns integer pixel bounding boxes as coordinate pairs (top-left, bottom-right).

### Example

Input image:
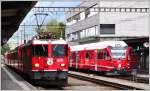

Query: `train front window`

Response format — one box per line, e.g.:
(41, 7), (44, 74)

(110, 47), (127, 59)
(52, 45), (67, 57)
(33, 45), (48, 57)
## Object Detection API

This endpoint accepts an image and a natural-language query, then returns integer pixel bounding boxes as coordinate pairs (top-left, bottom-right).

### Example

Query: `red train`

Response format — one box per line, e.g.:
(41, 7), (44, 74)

(4, 35), (69, 86)
(69, 41), (138, 75)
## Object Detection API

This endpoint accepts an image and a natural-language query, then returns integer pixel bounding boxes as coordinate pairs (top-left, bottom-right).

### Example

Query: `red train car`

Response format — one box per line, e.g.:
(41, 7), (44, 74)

(5, 37), (69, 86)
(69, 41), (138, 75)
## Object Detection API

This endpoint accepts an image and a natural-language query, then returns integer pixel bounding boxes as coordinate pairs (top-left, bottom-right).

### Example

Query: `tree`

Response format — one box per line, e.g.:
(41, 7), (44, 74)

(1, 44), (10, 55)
(34, 18), (66, 39)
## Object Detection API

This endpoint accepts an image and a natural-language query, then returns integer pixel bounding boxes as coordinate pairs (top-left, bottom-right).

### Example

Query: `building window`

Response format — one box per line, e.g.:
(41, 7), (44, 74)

(85, 9), (90, 18)
(77, 31), (80, 39)
(126, 8), (130, 12)
(80, 30), (86, 38)
(95, 25), (98, 35)
(67, 34), (70, 40)
(67, 18), (71, 22)
(74, 14), (80, 21)
(100, 24), (115, 34)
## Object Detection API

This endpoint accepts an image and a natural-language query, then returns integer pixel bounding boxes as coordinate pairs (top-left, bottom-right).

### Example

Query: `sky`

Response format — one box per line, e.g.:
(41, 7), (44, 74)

(7, 1), (81, 49)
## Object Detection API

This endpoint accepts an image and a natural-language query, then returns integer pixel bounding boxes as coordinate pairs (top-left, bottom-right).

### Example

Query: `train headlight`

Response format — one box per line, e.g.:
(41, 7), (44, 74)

(47, 58), (53, 65)
(35, 63), (39, 67)
(118, 64), (121, 68)
(60, 63), (65, 67)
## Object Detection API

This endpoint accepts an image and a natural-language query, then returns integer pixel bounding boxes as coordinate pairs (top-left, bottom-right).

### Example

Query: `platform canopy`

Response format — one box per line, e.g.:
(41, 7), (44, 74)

(1, 1), (37, 46)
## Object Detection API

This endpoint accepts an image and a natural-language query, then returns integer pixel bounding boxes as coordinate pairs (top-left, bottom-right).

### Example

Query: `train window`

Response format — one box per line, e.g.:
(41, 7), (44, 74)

(52, 45), (68, 57)
(104, 50), (111, 60)
(70, 52), (76, 60)
(86, 51), (90, 59)
(128, 52), (131, 61)
(97, 49), (103, 59)
(33, 45), (48, 57)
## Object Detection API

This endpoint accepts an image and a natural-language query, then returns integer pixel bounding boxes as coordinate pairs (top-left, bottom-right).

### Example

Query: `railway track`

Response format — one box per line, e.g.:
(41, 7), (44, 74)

(68, 71), (149, 90)
(70, 69), (149, 84)
(34, 77), (117, 90)
(110, 75), (149, 84)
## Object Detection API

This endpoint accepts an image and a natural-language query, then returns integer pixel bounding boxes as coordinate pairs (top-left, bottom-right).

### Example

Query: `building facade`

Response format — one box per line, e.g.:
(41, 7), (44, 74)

(65, 0), (149, 73)
(65, 0), (149, 45)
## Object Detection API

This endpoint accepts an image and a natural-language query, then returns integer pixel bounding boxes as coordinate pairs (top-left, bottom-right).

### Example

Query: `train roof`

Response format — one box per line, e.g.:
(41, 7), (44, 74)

(32, 38), (67, 45)
(70, 41), (128, 51)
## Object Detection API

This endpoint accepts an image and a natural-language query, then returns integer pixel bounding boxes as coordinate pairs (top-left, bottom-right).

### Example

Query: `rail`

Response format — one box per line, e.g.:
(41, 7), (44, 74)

(68, 71), (149, 90)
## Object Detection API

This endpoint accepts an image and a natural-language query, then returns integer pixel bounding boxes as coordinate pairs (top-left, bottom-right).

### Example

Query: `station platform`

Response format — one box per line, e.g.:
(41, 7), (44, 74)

(69, 71), (149, 90)
(1, 64), (37, 90)
(137, 73), (149, 79)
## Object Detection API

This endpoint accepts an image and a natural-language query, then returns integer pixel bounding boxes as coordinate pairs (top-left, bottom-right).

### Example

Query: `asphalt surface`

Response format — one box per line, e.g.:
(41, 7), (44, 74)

(1, 67), (23, 90)
(1, 63), (36, 90)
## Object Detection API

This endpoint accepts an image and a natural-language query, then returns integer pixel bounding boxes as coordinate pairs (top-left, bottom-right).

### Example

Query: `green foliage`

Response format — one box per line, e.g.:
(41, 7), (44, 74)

(34, 18), (66, 39)
(1, 44), (10, 55)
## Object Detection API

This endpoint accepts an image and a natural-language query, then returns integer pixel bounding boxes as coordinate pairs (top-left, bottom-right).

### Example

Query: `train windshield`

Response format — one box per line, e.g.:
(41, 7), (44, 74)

(52, 44), (68, 57)
(33, 45), (48, 57)
(110, 47), (127, 59)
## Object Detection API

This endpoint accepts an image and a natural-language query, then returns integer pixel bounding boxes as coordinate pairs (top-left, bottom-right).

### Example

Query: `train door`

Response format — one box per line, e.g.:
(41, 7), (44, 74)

(103, 49), (112, 70)
(79, 50), (85, 69)
(97, 49), (104, 71)
(97, 49), (112, 71)
(78, 51), (84, 69)
(127, 49), (138, 69)
(88, 50), (95, 71)
(71, 52), (76, 68)
(85, 50), (90, 70)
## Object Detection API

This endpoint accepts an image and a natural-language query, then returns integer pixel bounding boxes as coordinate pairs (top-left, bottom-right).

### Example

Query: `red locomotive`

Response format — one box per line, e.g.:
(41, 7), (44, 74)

(69, 41), (138, 75)
(4, 33), (69, 86)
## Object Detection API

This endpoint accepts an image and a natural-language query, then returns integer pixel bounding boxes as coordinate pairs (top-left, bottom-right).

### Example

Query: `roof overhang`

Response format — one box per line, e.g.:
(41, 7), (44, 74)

(1, 1), (37, 46)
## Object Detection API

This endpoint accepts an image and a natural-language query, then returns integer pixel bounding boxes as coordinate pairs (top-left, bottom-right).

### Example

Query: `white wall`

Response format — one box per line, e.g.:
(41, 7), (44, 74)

(99, 12), (149, 37)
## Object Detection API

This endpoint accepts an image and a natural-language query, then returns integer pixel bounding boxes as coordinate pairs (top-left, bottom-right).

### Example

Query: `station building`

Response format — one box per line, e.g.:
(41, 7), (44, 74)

(65, 0), (149, 73)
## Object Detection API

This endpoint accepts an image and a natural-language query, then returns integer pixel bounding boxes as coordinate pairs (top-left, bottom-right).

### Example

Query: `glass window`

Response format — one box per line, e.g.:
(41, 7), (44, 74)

(100, 24), (115, 34)
(128, 52), (131, 61)
(121, 8), (125, 12)
(110, 47), (127, 59)
(89, 27), (95, 36)
(95, 25), (98, 35)
(85, 9), (90, 18)
(141, 9), (146, 12)
(116, 8), (120, 12)
(97, 49), (103, 59)
(126, 8), (130, 12)
(33, 45), (48, 57)
(106, 8), (110, 12)
(131, 8), (136, 12)
(104, 50), (110, 60)
(52, 45), (68, 57)
(86, 52), (90, 59)
(100, 8), (105, 12)
(111, 8), (115, 12)
(136, 9), (141, 12)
